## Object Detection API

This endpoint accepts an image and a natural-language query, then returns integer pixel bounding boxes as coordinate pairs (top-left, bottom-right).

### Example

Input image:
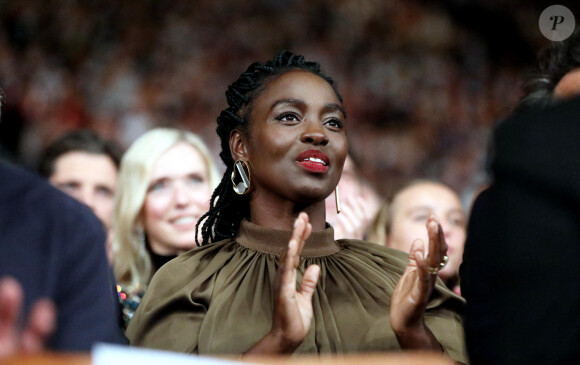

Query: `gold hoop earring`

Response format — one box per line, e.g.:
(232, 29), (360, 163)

(335, 187), (341, 214)
(231, 160), (251, 195)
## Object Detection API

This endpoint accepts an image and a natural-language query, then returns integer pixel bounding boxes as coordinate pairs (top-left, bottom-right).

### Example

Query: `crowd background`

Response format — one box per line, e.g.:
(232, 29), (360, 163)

(0, 0), (577, 206)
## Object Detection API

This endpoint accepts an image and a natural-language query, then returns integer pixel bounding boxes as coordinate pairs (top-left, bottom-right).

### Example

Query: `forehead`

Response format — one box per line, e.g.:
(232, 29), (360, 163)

(150, 142), (205, 178)
(254, 70), (342, 107)
(393, 182), (463, 212)
(54, 151), (117, 176)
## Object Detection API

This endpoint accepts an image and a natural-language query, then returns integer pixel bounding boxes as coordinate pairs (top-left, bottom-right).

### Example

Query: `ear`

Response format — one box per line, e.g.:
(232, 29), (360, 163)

(229, 129), (248, 161)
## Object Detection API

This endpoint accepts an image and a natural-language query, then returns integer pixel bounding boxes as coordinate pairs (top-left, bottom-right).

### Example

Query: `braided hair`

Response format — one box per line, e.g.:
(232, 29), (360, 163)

(196, 50), (342, 246)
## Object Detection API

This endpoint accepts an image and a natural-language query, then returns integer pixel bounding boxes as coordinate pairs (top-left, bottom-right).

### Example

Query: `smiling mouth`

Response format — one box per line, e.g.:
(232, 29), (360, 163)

(302, 157), (327, 165)
(297, 157), (329, 173)
(296, 149), (330, 174)
(170, 216), (197, 226)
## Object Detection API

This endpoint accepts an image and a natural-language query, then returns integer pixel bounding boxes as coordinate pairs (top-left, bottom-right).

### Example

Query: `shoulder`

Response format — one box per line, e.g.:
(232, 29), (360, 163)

(0, 162), (106, 256)
(491, 97), (580, 196)
(0, 162), (104, 232)
(148, 238), (239, 290)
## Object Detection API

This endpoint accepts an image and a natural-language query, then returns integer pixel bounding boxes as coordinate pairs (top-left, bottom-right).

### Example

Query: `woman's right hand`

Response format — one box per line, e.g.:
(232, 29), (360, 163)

(243, 212), (320, 355)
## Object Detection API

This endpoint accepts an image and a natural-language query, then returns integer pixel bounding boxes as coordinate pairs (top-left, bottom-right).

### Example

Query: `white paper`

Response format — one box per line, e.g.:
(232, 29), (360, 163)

(92, 343), (248, 365)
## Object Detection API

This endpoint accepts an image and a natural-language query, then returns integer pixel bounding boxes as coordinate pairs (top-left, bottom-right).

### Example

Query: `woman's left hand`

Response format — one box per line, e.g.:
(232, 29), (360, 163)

(389, 215), (447, 350)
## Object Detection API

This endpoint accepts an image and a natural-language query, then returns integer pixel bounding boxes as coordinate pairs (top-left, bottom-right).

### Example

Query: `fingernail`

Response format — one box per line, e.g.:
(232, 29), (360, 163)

(429, 219), (438, 232)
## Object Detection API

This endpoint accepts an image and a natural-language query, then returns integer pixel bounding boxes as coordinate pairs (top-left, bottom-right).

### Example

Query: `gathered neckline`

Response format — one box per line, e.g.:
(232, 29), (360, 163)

(235, 219), (340, 257)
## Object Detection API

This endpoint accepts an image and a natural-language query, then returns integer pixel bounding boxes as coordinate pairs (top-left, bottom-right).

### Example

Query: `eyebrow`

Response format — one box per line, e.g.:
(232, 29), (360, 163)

(405, 206), (465, 215)
(271, 98), (346, 117)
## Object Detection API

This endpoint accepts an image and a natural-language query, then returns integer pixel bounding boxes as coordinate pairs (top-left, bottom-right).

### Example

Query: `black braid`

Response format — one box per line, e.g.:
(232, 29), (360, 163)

(195, 50), (342, 246)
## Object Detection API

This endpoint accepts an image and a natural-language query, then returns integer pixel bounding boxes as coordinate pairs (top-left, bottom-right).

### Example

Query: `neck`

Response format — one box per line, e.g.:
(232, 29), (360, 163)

(145, 239), (178, 272)
(249, 191), (327, 231)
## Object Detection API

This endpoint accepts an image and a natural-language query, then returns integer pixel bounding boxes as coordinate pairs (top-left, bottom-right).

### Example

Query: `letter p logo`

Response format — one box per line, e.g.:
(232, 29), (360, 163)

(550, 15), (565, 30)
(540, 6), (575, 41)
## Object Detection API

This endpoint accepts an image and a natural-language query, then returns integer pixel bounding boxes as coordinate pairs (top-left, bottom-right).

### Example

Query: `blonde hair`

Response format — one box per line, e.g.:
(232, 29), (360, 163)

(113, 128), (220, 287)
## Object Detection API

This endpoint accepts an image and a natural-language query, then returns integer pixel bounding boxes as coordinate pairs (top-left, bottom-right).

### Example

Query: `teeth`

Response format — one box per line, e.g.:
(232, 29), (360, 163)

(304, 157), (326, 165)
(173, 217), (196, 225)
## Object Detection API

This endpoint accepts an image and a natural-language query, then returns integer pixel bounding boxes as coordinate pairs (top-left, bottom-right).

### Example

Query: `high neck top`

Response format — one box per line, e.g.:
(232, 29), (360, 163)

(235, 219), (340, 257)
(127, 219), (466, 362)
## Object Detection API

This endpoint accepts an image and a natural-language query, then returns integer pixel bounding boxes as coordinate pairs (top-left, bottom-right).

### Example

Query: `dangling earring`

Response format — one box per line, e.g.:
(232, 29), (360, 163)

(136, 224), (146, 248)
(335, 187), (341, 214)
(231, 160), (251, 195)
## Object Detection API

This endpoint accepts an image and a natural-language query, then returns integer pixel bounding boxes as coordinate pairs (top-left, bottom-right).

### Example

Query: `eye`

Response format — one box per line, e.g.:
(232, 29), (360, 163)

(450, 216), (466, 227)
(59, 182), (80, 193)
(96, 186), (114, 198)
(186, 174), (204, 185)
(148, 179), (169, 192)
(412, 214), (429, 223)
(275, 112), (300, 124)
(324, 118), (344, 129)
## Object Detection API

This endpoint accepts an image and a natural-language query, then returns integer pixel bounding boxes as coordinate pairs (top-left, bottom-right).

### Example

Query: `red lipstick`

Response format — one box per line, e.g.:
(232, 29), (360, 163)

(296, 149), (330, 173)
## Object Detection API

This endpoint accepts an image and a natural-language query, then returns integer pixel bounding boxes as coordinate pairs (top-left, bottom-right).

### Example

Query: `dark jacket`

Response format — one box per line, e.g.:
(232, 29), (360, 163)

(0, 162), (126, 351)
(461, 96), (580, 365)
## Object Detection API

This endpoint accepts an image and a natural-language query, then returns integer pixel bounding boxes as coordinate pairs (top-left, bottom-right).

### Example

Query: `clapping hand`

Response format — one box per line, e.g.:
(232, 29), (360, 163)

(389, 216), (448, 351)
(0, 277), (56, 359)
(243, 213), (320, 355)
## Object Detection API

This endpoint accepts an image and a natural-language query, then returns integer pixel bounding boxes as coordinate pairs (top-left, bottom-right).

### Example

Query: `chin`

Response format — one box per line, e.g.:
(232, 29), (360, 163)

(166, 237), (198, 251)
(295, 185), (334, 203)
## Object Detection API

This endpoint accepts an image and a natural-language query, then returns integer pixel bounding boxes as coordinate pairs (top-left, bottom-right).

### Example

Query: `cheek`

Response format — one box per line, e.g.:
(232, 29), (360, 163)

(95, 200), (115, 226)
(192, 185), (212, 209)
(449, 228), (467, 252)
(143, 196), (170, 227)
(389, 221), (428, 251)
(252, 129), (293, 160)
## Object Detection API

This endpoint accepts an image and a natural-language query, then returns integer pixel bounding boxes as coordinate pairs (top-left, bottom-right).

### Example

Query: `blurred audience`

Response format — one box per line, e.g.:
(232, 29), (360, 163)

(112, 128), (219, 327)
(38, 129), (123, 264)
(368, 180), (465, 295)
(0, 0), (546, 205)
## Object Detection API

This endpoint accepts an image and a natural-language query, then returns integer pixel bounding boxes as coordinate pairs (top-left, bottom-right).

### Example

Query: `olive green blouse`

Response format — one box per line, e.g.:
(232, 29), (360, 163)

(126, 220), (466, 363)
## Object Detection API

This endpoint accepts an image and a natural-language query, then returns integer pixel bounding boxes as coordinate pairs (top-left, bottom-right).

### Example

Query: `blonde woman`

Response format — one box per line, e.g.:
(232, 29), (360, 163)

(113, 128), (220, 327)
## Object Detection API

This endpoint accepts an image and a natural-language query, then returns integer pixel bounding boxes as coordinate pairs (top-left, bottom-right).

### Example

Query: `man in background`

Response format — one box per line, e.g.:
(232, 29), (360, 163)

(38, 130), (123, 263)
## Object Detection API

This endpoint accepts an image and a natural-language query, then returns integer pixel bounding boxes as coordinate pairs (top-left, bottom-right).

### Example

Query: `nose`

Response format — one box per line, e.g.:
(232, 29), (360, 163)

(173, 182), (193, 207)
(79, 188), (97, 211)
(300, 120), (329, 146)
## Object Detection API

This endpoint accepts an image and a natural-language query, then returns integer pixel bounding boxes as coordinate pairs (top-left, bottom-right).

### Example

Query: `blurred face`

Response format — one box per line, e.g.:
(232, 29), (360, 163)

(142, 142), (211, 255)
(386, 182), (466, 281)
(50, 151), (117, 228)
(245, 70), (347, 204)
(554, 67), (580, 100)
